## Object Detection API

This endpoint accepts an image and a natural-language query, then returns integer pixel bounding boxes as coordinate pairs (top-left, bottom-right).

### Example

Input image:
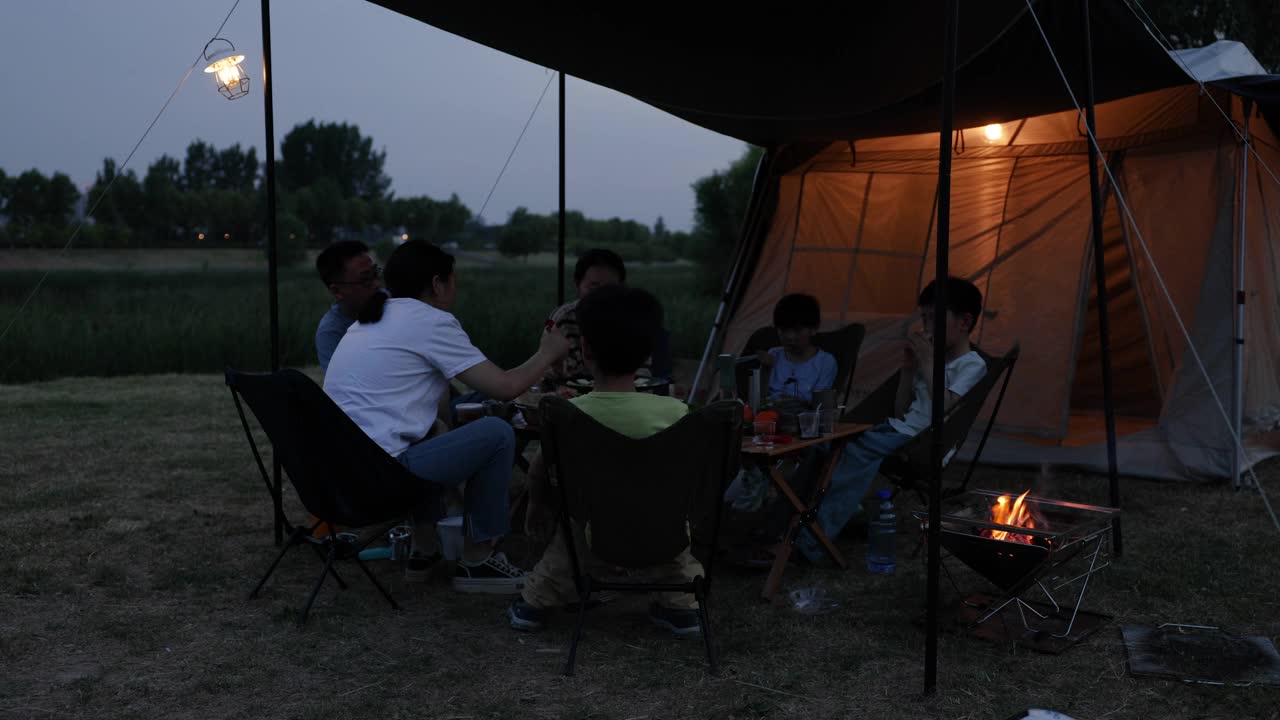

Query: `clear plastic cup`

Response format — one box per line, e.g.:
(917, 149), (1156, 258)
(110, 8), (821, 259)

(752, 420), (776, 449)
(819, 409), (836, 436)
(388, 525), (412, 565)
(798, 411), (820, 439)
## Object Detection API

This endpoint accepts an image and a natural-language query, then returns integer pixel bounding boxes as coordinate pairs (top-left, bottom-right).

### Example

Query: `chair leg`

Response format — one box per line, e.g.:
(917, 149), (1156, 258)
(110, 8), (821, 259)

(309, 542), (350, 590)
(249, 526), (307, 600)
(354, 558), (400, 611)
(563, 577), (591, 676)
(695, 578), (719, 676)
(298, 544), (338, 626)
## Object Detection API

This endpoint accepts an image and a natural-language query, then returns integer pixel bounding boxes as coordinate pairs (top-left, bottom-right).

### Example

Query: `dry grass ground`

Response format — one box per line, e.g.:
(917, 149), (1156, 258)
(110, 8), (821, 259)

(2, 373), (1278, 719)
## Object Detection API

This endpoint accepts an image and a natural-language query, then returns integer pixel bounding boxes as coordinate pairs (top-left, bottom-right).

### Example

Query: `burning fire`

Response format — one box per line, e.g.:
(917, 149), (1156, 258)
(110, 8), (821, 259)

(983, 489), (1039, 545)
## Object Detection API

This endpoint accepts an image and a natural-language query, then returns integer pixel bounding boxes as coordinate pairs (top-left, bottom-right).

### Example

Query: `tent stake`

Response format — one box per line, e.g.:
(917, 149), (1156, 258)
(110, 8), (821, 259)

(260, 0), (283, 546)
(926, 0), (959, 697)
(1081, 0), (1122, 556)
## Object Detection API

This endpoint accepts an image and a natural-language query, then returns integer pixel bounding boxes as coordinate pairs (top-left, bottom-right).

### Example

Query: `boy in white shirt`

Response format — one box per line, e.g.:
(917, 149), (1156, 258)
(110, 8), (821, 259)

(794, 277), (987, 563)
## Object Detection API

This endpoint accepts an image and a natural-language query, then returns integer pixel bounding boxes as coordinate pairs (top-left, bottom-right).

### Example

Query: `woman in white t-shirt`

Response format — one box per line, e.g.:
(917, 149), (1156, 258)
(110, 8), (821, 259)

(324, 240), (569, 593)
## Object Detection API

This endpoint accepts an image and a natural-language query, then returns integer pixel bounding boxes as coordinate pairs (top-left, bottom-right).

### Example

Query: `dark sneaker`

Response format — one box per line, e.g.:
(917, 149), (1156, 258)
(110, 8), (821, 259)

(508, 598), (546, 631)
(649, 602), (702, 638)
(404, 551), (442, 583)
(452, 551), (525, 594)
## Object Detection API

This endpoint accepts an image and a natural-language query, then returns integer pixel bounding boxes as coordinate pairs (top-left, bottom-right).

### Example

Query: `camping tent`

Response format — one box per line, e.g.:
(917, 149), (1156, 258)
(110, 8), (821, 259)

(719, 42), (1280, 481)
(366, 1), (1280, 481)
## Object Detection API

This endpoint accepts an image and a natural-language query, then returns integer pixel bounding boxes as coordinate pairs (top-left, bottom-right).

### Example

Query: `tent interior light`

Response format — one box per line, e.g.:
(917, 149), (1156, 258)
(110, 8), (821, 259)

(983, 123), (1004, 142)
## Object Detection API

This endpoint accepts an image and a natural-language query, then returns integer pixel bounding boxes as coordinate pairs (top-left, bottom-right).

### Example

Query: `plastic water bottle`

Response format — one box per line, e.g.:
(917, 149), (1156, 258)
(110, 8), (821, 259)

(866, 489), (897, 574)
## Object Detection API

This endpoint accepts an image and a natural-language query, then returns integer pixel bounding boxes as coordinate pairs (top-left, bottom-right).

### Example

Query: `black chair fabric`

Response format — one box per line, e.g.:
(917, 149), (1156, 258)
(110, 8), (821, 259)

(736, 323), (866, 406)
(227, 368), (441, 528)
(226, 368), (443, 623)
(538, 395), (743, 674)
(842, 344), (1021, 500)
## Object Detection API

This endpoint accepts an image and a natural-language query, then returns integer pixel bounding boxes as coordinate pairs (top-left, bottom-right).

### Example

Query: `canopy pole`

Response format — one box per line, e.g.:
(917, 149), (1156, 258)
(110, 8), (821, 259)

(1081, 0), (1122, 556)
(925, 0), (959, 696)
(1234, 101), (1252, 490)
(260, 0), (283, 546)
(689, 150), (770, 404)
(558, 72), (566, 306)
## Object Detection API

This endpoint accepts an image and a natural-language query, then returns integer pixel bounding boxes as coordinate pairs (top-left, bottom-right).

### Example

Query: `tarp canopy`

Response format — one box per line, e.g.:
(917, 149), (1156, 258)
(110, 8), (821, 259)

(367, 1), (1194, 146)
(365, 0), (1280, 479)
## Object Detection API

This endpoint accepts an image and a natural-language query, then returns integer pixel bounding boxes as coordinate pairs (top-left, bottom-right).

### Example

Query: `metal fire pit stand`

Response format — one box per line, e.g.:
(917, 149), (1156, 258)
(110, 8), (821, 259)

(915, 490), (1119, 653)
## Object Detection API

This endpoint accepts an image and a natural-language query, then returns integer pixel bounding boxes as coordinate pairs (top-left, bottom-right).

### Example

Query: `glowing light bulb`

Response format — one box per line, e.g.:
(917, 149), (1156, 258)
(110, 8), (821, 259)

(217, 66), (241, 88)
(983, 124), (1004, 142)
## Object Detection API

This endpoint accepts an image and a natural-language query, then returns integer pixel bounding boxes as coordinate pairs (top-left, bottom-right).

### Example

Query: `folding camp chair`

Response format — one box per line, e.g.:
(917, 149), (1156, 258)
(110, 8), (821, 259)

(843, 344), (1020, 501)
(736, 323), (866, 407)
(538, 396), (742, 676)
(226, 368), (444, 625)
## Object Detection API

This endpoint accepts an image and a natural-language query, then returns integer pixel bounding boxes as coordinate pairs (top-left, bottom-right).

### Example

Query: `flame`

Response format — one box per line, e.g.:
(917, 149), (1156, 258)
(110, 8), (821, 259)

(983, 489), (1038, 544)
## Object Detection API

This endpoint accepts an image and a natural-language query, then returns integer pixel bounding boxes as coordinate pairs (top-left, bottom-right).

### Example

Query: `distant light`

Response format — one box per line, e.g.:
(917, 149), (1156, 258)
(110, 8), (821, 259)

(223, 233), (231, 240)
(289, 233), (296, 240)
(197, 233), (205, 240)
(401, 234), (408, 241)
(983, 124), (1004, 142)
(202, 39), (249, 100)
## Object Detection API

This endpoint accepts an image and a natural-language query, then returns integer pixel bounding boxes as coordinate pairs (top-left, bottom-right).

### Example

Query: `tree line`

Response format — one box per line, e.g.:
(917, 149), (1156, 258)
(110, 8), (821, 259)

(0, 119), (750, 283)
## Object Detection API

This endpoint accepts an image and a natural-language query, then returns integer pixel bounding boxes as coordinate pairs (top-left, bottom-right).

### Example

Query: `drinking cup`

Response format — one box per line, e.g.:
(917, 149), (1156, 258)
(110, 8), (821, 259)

(752, 420), (776, 449)
(798, 411), (820, 439)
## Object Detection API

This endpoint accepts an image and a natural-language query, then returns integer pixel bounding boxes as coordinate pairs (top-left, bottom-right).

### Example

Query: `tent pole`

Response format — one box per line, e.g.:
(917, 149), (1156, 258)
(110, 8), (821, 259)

(260, 0), (280, 374)
(925, 0), (959, 696)
(260, 0), (283, 546)
(558, 71), (566, 306)
(689, 150), (770, 404)
(1081, 0), (1122, 556)
(1234, 102), (1252, 490)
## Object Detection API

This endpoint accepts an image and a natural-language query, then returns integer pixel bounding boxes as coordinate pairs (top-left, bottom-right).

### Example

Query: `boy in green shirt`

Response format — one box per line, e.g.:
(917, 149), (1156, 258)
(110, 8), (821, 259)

(510, 285), (702, 636)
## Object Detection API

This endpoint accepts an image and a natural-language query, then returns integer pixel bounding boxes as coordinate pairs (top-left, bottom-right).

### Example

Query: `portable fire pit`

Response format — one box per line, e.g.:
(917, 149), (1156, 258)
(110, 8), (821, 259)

(914, 489), (1119, 653)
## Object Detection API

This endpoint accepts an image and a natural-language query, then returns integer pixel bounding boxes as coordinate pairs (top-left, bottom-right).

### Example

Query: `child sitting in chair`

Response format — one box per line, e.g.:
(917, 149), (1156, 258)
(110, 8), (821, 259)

(731, 293), (837, 516)
(794, 277), (987, 563)
(509, 285), (705, 637)
(757, 293), (837, 403)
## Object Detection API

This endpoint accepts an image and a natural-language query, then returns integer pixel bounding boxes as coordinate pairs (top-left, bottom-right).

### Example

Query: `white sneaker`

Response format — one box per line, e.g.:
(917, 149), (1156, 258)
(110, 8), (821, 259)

(451, 551), (525, 594)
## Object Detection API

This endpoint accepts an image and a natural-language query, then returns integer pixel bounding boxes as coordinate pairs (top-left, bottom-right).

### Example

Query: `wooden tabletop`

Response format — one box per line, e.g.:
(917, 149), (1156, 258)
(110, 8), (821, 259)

(740, 422), (871, 456)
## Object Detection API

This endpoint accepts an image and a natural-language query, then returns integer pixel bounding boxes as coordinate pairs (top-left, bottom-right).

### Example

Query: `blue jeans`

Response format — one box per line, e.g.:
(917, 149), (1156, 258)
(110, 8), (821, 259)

(396, 416), (515, 543)
(796, 423), (911, 562)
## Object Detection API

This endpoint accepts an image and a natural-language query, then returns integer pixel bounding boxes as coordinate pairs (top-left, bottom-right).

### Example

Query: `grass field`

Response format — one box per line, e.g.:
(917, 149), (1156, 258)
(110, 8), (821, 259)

(0, 252), (716, 384)
(2, 373), (1278, 719)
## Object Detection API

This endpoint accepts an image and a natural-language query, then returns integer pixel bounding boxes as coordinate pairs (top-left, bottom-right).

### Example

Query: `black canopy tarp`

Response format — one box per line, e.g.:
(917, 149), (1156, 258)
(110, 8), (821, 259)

(366, 0), (1189, 146)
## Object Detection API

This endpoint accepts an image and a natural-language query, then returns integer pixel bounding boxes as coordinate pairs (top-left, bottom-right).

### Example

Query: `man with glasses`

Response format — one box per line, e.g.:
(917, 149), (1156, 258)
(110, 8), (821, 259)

(314, 240), (385, 372)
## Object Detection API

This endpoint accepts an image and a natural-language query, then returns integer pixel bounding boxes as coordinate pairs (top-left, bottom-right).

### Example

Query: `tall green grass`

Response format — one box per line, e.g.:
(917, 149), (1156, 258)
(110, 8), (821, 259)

(0, 267), (715, 383)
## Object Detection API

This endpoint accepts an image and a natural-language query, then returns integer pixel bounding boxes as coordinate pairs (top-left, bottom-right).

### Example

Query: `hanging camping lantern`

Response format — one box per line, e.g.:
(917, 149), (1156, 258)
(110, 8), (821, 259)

(983, 123), (1004, 143)
(202, 38), (249, 100)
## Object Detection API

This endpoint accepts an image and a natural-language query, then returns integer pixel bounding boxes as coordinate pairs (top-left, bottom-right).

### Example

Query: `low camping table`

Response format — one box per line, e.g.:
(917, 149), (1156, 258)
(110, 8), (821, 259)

(741, 422), (871, 600)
